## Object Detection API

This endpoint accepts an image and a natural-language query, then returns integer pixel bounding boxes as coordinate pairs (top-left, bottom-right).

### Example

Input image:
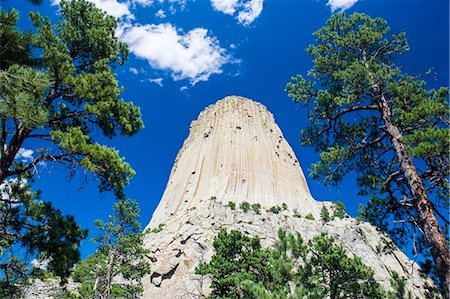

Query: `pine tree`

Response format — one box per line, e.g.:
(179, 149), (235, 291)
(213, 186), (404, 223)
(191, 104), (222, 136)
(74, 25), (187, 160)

(0, 0), (143, 291)
(285, 12), (449, 294)
(0, 175), (87, 297)
(332, 201), (347, 219)
(298, 233), (384, 299)
(197, 228), (385, 298)
(68, 199), (150, 298)
(320, 206), (331, 223)
(195, 229), (274, 298)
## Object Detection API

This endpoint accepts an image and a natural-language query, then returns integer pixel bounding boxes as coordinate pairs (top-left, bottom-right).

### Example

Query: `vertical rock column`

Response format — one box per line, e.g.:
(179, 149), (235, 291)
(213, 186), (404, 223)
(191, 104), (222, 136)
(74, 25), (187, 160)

(147, 96), (321, 229)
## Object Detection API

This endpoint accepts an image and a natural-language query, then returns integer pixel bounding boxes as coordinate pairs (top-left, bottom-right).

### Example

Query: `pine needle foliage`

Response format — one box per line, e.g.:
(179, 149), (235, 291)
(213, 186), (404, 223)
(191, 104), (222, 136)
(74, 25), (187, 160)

(320, 206), (330, 223)
(67, 199), (150, 299)
(0, 0), (143, 292)
(285, 12), (449, 291)
(196, 228), (387, 299)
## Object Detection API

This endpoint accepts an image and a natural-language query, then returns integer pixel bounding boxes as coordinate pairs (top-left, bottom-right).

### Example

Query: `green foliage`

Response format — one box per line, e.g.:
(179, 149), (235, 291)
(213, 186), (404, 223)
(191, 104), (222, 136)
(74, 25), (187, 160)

(197, 228), (386, 299)
(285, 12), (449, 281)
(0, 174), (87, 296)
(281, 203), (288, 210)
(65, 251), (105, 298)
(239, 201), (251, 212)
(0, 9), (36, 69)
(0, 64), (49, 129)
(0, 0), (143, 290)
(251, 203), (261, 214)
(149, 223), (165, 234)
(1, 0), (143, 197)
(305, 213), (315, 220)
(418, 257), (446, 297)
(227, 201), (236, 210)
(320, 206), (331, 223)
(195, 229), (272, 298)
(209, 196), (217, 201)
(68, 199), (150, 298)
(332, 200), (347, 219)
(293, 208), (301, 218)
(268, 205), (282, 214)
(298, 233), (385, 299)
(387, 272), (412, 299)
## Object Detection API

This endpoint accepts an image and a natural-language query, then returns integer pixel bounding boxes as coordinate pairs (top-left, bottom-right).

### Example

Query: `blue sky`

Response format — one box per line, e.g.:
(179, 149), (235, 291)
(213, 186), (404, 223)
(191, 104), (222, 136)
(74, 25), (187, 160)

(6, 0), (449, 258)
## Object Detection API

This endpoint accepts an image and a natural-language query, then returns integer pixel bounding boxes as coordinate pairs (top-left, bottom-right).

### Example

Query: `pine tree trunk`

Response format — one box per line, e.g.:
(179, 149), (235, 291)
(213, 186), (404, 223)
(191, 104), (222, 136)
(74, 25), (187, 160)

(378, 94), (450, 298)
(104, 251), (114, 299)
(0, 127), (31, 183)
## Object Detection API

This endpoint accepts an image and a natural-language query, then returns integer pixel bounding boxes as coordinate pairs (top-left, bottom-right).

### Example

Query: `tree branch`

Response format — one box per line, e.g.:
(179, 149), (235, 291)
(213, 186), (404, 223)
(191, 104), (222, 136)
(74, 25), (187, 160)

(325, 132), (388, 182)
(330, 105), (379, 121)
(7, 152), (74, 177)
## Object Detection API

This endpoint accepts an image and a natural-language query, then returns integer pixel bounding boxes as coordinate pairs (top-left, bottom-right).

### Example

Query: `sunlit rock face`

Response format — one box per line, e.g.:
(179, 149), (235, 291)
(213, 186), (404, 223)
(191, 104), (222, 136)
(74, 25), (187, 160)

(142, 96), (435, 298)
(147, 96), (320, 229)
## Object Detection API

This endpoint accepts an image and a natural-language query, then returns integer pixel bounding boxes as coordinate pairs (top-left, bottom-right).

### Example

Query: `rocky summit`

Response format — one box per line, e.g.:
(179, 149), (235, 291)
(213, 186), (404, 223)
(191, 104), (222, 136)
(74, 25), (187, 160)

(147, 95), (320, 229)
(142, 96), (434, 298)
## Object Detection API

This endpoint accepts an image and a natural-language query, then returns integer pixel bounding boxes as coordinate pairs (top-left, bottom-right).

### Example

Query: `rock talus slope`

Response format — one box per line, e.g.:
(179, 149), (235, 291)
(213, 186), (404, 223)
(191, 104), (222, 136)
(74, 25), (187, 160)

(143, 96), (434, 298)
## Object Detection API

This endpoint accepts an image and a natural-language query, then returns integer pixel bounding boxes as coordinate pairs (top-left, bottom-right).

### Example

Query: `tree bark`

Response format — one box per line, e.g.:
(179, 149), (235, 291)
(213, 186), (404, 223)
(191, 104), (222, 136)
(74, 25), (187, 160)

(103, 249), (114, 299)
(378, 93), (450, 298)
(0, 127), (31, 183)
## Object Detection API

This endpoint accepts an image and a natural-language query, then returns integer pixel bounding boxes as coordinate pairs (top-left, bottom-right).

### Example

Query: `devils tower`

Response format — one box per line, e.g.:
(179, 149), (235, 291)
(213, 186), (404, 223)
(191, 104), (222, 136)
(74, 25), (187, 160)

(142, 96), (434, 298)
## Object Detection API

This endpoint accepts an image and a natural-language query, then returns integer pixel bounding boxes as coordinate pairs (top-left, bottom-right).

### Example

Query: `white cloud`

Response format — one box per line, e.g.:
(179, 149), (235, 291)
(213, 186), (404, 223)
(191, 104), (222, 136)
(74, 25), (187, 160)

(51, 0), (132, 19)
(0, 178), (27, 204)
(210, 0), (238, 15)
(52, 0), (236, 84)
(149, 78), (164, 86)
(237, 0), (263, 26)
(31, 258), (50, 270)
(15, 148), (33, 162)
(91, 0), (131, 18)
(136, 0), (187, 14)
(180, 86), (188, 92)
(129, 67), (139, 74)
(120, 23), (231, 84)
(156, 9), (167, 18)
(327, 0), (359, 12)
(210, 0), (263, 26)
(134, 0), (153, 7)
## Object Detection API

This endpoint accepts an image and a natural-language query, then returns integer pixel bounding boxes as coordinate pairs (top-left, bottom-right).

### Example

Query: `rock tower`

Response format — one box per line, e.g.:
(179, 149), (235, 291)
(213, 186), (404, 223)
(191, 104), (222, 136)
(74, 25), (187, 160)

(142, 96), (434, 298)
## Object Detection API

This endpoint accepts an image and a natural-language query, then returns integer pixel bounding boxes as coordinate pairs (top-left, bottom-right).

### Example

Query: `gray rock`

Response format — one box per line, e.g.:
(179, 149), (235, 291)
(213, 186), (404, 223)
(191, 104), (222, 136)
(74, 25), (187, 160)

(142, 96), (437, 298)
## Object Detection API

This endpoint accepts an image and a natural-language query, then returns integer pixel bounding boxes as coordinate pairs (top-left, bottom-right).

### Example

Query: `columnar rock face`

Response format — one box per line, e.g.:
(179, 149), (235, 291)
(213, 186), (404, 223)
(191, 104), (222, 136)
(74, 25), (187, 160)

(143, 96), (435, 298)
(148, 96), (320, 229)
